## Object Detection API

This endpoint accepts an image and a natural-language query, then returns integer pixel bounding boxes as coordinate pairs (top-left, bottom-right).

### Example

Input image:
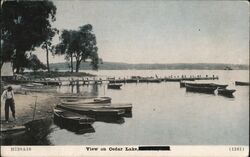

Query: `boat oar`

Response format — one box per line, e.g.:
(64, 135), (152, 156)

(32, 96), (38, 121)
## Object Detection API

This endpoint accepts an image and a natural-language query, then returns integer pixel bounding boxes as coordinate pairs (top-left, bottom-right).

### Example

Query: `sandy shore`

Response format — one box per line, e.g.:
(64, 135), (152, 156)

(1, 92), (60, 128)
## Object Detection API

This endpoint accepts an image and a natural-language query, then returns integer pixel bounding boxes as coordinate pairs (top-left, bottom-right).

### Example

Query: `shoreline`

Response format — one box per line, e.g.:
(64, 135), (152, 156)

(1, 92), (60, 130)
(21, 71), (95, 79)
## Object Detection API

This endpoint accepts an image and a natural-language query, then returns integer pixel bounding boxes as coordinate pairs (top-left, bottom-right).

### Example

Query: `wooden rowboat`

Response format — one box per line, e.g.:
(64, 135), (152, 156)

(235, 81), (249, 86)
(186, 85), (216, 94)
(53, 108), (95, 125)
(22, 87), (57, 93)
(60, 97), (112, 105)
(108, 83), (122, 89)
(217, 88), (236, 97)
(56, 104), (125, 117)
(58, 103), (132, 113)
(185, 82), (228, 89)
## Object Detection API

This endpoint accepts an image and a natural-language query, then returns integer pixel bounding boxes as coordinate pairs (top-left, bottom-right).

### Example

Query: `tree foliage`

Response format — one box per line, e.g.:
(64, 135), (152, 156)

(1, 0), (56, 73)
(55, 24), (99, 72)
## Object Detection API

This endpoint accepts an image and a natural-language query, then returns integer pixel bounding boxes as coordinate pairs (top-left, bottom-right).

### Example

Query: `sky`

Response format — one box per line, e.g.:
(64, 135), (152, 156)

(35, 0), (249, 64)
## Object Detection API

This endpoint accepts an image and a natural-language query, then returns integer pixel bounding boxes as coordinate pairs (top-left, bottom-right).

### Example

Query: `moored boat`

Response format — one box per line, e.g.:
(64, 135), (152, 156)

(58, 103), (132, 113)
(56, 104), (125, 117)
(53, 108), (95, 125)
(140, 79), (161, 83)
(34, 80), (62, 86)
(22, 87), (57, 93)
(21, 83), (44, 88)
(217, 88), (236, 97)
(235, 81), (249, 86)
(185, 82), (228, 89)
(107, 83), (122, 89)
(186, 84), (216, 94)
(56, 94), (100, 99)
(60, 97), (112, 105)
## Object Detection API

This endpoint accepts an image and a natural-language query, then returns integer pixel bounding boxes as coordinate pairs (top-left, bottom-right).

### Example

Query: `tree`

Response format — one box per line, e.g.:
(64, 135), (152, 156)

(55, 24), (99, 72)
(1, 1), (57, 73)
(55, 30), (74, 73)
(41, 28), (59, 73)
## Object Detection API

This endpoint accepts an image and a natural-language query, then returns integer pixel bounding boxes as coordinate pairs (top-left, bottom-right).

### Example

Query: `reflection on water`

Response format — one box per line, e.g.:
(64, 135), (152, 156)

(54, 119), (95, 135)
(58, 83), (102, 97)
(94, 116), (125, 124)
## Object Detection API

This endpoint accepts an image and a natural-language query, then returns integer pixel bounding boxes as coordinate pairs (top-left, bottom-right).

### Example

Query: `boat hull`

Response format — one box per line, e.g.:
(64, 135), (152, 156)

(185, 83), (228, 89)
(53, 109), (95, 134)
(235, 81), (249, 86)
(108, 84), (122, 89)
(186, 85), (216, 94)
(56, 104), (125, 117)
(218, 89), (236, 97)
(54, 109), (95, 125)
(60, 97), (112, 105)
(58, 103), (132, 113)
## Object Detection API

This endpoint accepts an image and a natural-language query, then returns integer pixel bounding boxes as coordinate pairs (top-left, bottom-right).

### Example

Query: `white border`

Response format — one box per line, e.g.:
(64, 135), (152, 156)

(1, 145), (249, 157)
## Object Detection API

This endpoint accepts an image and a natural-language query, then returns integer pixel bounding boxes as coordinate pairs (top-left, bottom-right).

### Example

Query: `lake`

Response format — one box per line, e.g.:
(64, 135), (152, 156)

(4, 70), (250, 145)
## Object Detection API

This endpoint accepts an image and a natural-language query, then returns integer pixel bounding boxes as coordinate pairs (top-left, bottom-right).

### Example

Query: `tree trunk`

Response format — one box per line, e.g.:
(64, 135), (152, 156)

(70, 53), (73, 73)
(14, 50), (23, 74)
(45, 43), (50, 73)
(0, 62), (3, 70)
(75, 59), (81, 73)
(16, 66), (20, 74)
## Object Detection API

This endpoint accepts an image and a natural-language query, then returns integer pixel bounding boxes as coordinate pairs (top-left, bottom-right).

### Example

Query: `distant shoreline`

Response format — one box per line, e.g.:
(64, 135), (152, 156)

(50, 62), (249, 71)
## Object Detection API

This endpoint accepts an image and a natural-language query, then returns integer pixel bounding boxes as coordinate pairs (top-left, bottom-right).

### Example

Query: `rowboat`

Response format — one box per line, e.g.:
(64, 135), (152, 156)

(54, 108), (95, 125)
(55, 94), (101, 99)
(235, 81), (249, 86)
(21, 83), (44, 87)
(107, 83), (122, 89)
(34, 80), (61, 86)
(58, 103), (132, 113)
(185, 82), (228, 89)
(179, 80), (196, 88)
(22, 87), (57, 93)
(186, 85), (216, 94)
(217, 88), (236, 97)
(165, 78), (182, 82)
(56, 104), (125, 117)
(60, 97), (112, 105)
(139, 79), (161, 83)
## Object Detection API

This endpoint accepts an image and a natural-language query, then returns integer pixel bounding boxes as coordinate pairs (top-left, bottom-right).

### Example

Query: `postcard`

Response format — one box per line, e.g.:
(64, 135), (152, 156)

(1, 0), (249, 157)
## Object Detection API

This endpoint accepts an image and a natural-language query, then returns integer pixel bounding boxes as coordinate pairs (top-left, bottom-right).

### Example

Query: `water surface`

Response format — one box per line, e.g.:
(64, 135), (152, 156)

(3, 70), (249, 145)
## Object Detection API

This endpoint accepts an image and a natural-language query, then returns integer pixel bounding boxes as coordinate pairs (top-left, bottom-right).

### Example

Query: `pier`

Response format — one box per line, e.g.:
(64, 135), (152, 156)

(5, 74), (219, 86)
(64, 75), (219, 85)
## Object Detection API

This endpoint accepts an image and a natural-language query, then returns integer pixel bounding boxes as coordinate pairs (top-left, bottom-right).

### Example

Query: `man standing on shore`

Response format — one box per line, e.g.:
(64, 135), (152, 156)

(1, 86), (16, 123)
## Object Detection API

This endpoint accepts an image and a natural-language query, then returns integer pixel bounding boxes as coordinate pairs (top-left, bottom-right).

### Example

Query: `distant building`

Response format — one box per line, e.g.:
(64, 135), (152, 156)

(1, 62), (14, 81)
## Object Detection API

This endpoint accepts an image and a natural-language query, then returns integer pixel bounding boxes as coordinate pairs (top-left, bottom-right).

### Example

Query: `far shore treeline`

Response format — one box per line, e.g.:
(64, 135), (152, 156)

(50, 62), (249, 70)
(1, 1), (99, 74)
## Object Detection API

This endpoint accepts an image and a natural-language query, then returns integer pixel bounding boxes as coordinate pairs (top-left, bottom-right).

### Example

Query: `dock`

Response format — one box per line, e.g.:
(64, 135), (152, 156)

(5, 74), (219, 86)
(65, 75), (219, 85)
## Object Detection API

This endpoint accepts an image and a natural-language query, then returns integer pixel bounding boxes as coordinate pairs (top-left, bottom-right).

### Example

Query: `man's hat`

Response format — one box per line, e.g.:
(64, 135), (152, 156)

(7, 86), (12, 90)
